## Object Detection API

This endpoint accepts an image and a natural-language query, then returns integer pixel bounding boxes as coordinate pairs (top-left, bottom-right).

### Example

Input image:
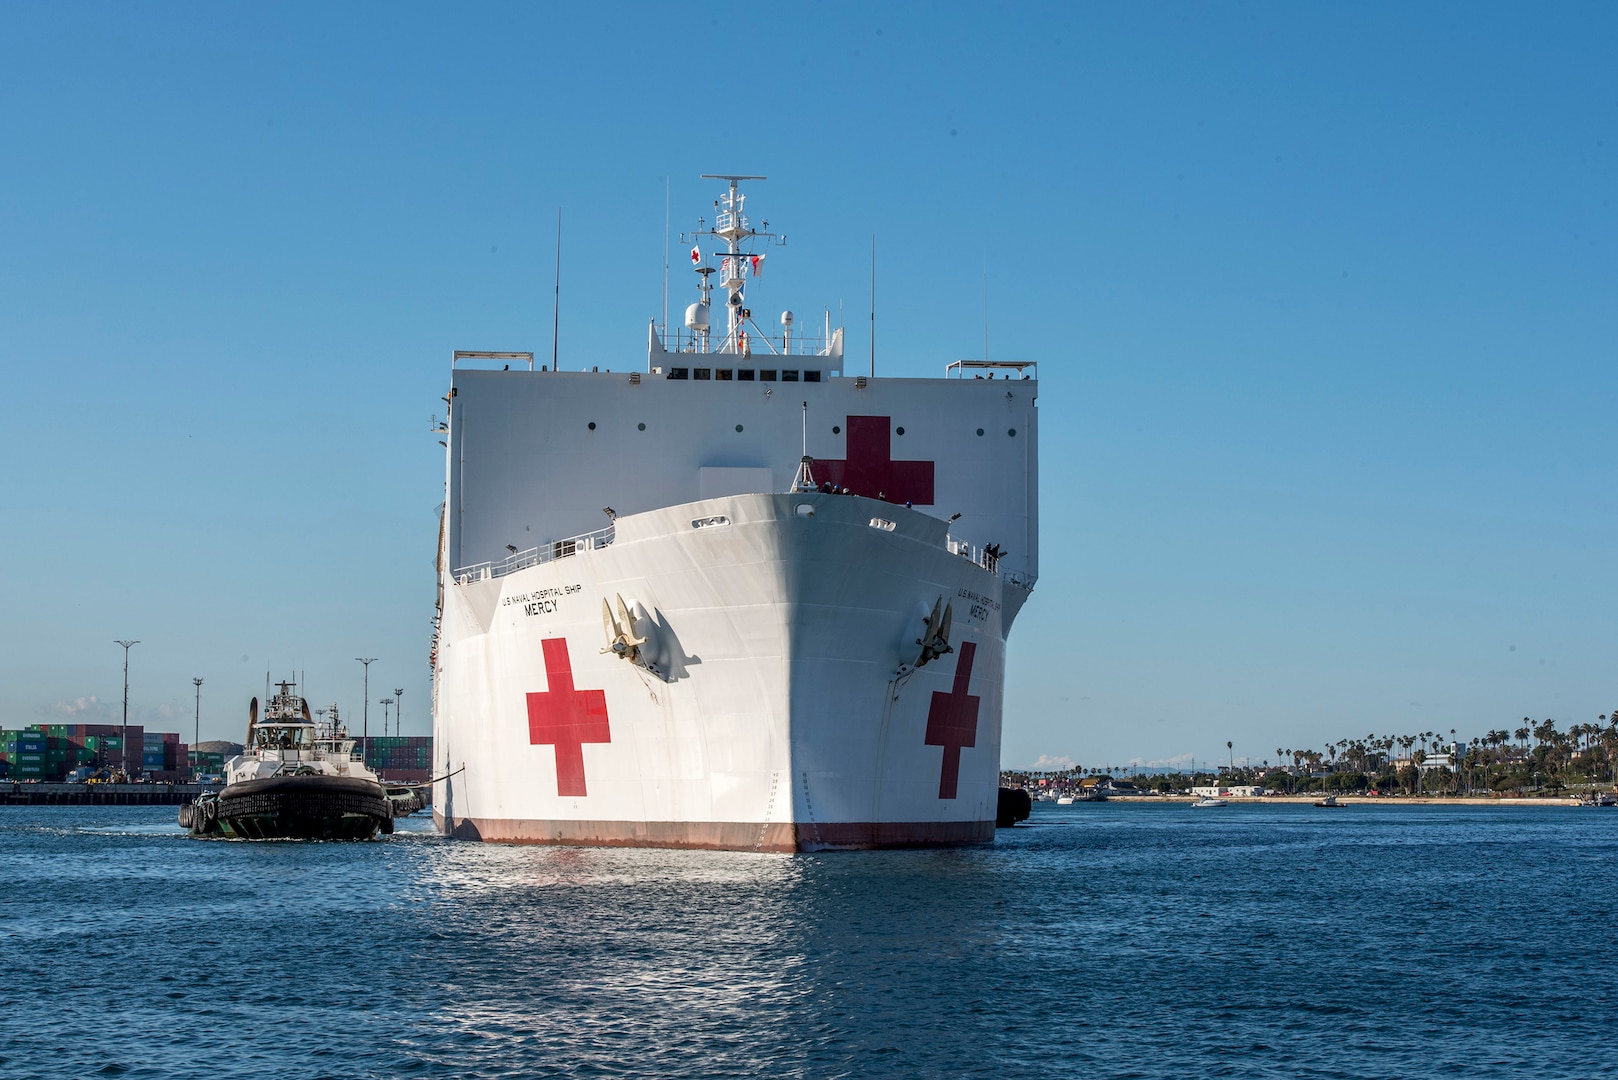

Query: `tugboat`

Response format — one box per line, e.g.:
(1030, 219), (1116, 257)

(180, 682), (393, 840)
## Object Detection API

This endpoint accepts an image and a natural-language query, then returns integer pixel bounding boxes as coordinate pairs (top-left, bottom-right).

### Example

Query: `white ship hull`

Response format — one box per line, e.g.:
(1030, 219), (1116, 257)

(435, 492), (1030, 850)
(433, 176), (1038, 851)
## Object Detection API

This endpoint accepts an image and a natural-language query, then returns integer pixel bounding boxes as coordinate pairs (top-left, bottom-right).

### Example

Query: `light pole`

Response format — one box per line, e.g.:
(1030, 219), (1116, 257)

(115, 640), (139, 777)
(381, 697), (394, 739)
(356, 656), (377, 752)
(192, 677), (203, 781)
(394, 688), (404, 737)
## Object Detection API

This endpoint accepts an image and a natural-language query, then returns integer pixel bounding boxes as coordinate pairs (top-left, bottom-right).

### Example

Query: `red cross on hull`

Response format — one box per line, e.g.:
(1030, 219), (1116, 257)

(525, 638), (611, 797)
(816, 415), (935, 505)
(924, 641), (980, 799)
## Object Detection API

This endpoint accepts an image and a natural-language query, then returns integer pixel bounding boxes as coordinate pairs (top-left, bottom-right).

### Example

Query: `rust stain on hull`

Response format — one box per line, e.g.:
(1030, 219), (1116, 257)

(434, 814), (994, 852)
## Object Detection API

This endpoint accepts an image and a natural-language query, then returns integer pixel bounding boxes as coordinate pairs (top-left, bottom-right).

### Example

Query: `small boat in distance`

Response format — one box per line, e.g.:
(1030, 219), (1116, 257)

(180, 682), (393, 840)
(1314, 795), (1346, 808)
(1191, 796), (1227, 808)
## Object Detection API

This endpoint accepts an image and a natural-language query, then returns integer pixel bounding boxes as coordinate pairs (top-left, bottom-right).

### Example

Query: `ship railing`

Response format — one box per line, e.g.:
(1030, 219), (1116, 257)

(656, 323), (839, 358)
(945, 359), (1037, 380)
(947, 536), (1036, 592)
(450, 525), (616, 584)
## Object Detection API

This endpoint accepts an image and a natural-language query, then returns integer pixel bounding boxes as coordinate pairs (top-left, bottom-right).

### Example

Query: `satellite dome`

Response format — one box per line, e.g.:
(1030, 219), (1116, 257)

(781, 310), (795, 327)
(684, 302), (710, 331)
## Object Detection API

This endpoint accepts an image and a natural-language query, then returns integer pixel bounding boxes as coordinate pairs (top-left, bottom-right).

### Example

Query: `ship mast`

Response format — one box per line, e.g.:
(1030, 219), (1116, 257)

(686, 174), (782, 353)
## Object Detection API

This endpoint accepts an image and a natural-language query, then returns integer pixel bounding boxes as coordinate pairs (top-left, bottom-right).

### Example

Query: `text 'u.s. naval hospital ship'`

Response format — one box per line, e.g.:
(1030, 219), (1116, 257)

(433, 175), (1038, 850)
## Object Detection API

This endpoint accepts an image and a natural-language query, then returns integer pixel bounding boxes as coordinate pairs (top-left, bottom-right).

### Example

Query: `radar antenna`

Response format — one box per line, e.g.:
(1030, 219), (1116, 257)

(683, 175), (784, 353)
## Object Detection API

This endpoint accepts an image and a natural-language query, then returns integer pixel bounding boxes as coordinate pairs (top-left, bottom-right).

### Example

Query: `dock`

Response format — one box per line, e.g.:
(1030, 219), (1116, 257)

(1, 782), (212, 806)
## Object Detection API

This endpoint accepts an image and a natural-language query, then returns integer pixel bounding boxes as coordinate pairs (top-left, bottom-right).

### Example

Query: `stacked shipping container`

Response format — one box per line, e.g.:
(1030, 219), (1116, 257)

(0, 724), (191, 781)
(1, 725), (435, 784)
(361, 736), (432, 783)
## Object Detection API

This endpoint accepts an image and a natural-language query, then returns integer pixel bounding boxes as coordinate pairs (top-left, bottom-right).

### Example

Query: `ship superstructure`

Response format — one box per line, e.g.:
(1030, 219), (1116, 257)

(432, 176), (1038, 850)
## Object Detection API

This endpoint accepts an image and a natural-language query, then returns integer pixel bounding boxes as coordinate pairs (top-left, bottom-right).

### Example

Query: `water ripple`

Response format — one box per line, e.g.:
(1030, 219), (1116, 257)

(1, 803), (1615, 1078)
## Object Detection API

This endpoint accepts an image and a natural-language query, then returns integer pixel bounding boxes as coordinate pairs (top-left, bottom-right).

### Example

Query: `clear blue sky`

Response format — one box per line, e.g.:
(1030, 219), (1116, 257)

(2, 3), (1613, 769)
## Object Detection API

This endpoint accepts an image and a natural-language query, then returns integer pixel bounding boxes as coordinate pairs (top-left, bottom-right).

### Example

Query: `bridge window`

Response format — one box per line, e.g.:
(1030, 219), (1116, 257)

(803, 370), (821, 383)
(782, 370), (799, 382)
(695, 368), (711, 380)
(667, 368), (689, 380)
(717, 369), (733, 380)
(760, 369), (777, 381)
(738, 369), (756, 381)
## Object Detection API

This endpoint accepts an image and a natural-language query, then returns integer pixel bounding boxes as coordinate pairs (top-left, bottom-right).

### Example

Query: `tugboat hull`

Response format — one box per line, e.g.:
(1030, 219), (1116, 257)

(184, 775), (392, 840)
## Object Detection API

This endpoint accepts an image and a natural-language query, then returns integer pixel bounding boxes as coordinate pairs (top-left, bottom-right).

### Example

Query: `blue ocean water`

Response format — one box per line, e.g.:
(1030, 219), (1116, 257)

(2, 801), (1615, 1079)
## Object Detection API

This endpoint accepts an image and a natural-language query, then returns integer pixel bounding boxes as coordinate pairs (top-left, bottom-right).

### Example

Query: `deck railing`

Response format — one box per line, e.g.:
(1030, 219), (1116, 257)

(451, 525), (616, 584)
(453, 520), (1032, 591)
(948, 536), (1038, 591)
(656, 323), (838, 357)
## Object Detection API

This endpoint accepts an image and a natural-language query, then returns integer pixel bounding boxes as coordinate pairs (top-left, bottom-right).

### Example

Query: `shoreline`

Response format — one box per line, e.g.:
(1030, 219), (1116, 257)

(1099, 794), (1586, 806)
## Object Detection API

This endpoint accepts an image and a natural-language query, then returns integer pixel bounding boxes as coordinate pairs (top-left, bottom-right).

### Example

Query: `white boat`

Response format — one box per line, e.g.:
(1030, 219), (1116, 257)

(431, 176), (1039, 850)
(1192, 796), (1228, 808)
(1056, 795), (1074, 806)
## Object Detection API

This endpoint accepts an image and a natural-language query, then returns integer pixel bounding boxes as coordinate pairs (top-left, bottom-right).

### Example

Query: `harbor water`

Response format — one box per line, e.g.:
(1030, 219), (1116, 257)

(2, 801), (1615, 1078)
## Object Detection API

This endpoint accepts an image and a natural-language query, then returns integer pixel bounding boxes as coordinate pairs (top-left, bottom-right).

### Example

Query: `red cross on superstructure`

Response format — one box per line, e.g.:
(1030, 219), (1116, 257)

(924, 641), (980, 800)
(816, 415), (935, 505)
(525, 638), (611, 798)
